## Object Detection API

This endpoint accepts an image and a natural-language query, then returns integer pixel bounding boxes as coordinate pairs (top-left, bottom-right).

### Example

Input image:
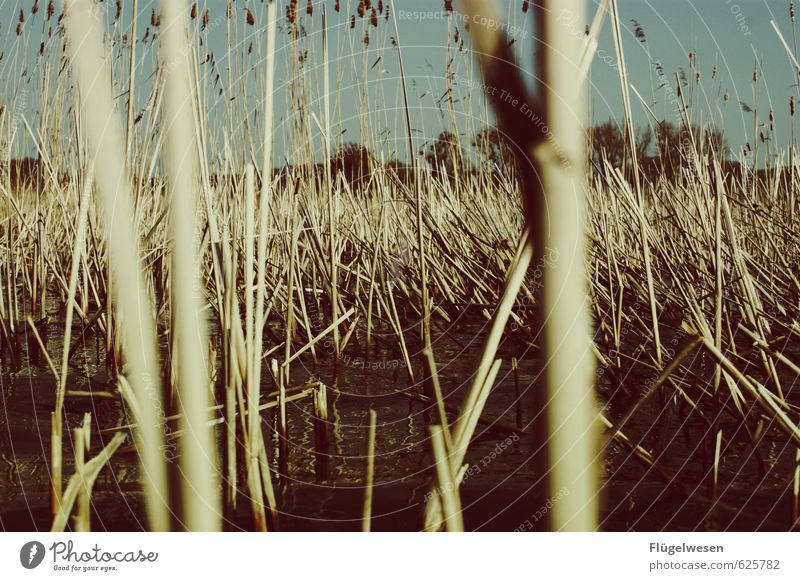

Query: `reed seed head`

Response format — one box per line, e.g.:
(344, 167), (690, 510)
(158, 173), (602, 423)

(246, 8), (255, 25)
(191, 3), (197, 20)
(632, 19), (646, 43)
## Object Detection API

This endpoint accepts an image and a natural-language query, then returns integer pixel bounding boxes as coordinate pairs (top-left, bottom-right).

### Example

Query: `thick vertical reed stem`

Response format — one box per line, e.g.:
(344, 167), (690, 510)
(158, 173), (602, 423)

(160, 0), (220, 531)
(535, 0), (599, 532)
(63, 0), (170, 531)
(458, 0), (599, 531)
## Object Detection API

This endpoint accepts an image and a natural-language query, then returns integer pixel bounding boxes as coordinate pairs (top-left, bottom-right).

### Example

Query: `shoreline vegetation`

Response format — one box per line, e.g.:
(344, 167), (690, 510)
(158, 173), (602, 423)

(0, 0), (799, 532)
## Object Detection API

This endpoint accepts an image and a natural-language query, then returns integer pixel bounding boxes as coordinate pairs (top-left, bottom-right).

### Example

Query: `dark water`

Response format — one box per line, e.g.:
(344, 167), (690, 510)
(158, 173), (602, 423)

(1, 310), (798, 531)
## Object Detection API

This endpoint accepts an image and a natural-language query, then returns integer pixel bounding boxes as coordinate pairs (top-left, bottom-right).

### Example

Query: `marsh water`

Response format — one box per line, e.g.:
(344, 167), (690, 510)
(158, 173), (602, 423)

(1, 306), (797, 532)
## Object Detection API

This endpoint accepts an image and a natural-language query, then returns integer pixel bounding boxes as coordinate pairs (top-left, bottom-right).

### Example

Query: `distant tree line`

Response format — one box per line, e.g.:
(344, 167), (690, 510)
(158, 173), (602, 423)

(3, 120), (731, 195)
(589, 119), (727, 179)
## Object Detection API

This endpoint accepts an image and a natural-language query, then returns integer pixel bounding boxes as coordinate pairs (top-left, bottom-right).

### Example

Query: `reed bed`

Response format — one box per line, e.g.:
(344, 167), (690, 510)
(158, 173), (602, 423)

(0, 0), (798, 532)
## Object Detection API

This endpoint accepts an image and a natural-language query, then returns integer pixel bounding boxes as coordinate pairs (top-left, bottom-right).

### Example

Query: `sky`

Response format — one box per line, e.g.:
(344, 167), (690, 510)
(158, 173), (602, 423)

(0, 0), (797, 166)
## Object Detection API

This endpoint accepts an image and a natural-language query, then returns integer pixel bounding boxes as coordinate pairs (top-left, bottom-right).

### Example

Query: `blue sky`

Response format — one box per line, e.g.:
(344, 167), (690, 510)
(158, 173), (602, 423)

(0, 0), (797, 165)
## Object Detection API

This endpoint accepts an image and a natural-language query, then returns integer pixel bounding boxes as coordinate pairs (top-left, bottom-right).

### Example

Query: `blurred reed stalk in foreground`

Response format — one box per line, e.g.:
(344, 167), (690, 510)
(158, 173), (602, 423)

(159, 0), (221, 531)
(450, 0), (599, 531)
(62, 0), (171, 531)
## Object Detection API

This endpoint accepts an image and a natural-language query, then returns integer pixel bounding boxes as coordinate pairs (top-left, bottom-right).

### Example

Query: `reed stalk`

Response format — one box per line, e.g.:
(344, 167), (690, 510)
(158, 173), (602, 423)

(63, 0), (170, 531)
(362, 409), (377, 532)
(160, 0), (220, 531)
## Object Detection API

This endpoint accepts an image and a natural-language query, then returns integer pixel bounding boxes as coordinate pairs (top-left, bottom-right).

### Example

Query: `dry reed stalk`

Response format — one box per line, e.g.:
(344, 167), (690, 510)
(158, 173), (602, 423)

(698, 334), (800, 445)
(430, 424), (463, 532)
(254, 162), (276, 378)
(458, 0), (599, 532)
(322, 5), (340, 356)
(250, 0), (280, 530)
(278, 384), (288, 476)
(313, 382), (329, 462)
(738, 325), (800, 376)
(609, 0), (662, 367)
(362, 409), (377, 532)
(511, 356), (522, 429)
(221, 233), (240, 521)
(160, 0), (220, 531)
(389, 1), (429, 345)
(73, 414), (91, 532)
(51, 432), (126, 532)
(283, 198), (299, 387)
(63, 0), (170, 531)
(424, 358), (500, 530)
(49, 412), (62, 518)
(712, 159), (724, 492)
(125, 0), (138, 162)
(793, 448), (800, 527)
(51, 163), (93, 516)
(242, 165), (269, 531)
(25, 317), (60, 519)
(424, 348), (452, 452)
(578, 0), (610, 83)
(281, 307), (354, 368)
